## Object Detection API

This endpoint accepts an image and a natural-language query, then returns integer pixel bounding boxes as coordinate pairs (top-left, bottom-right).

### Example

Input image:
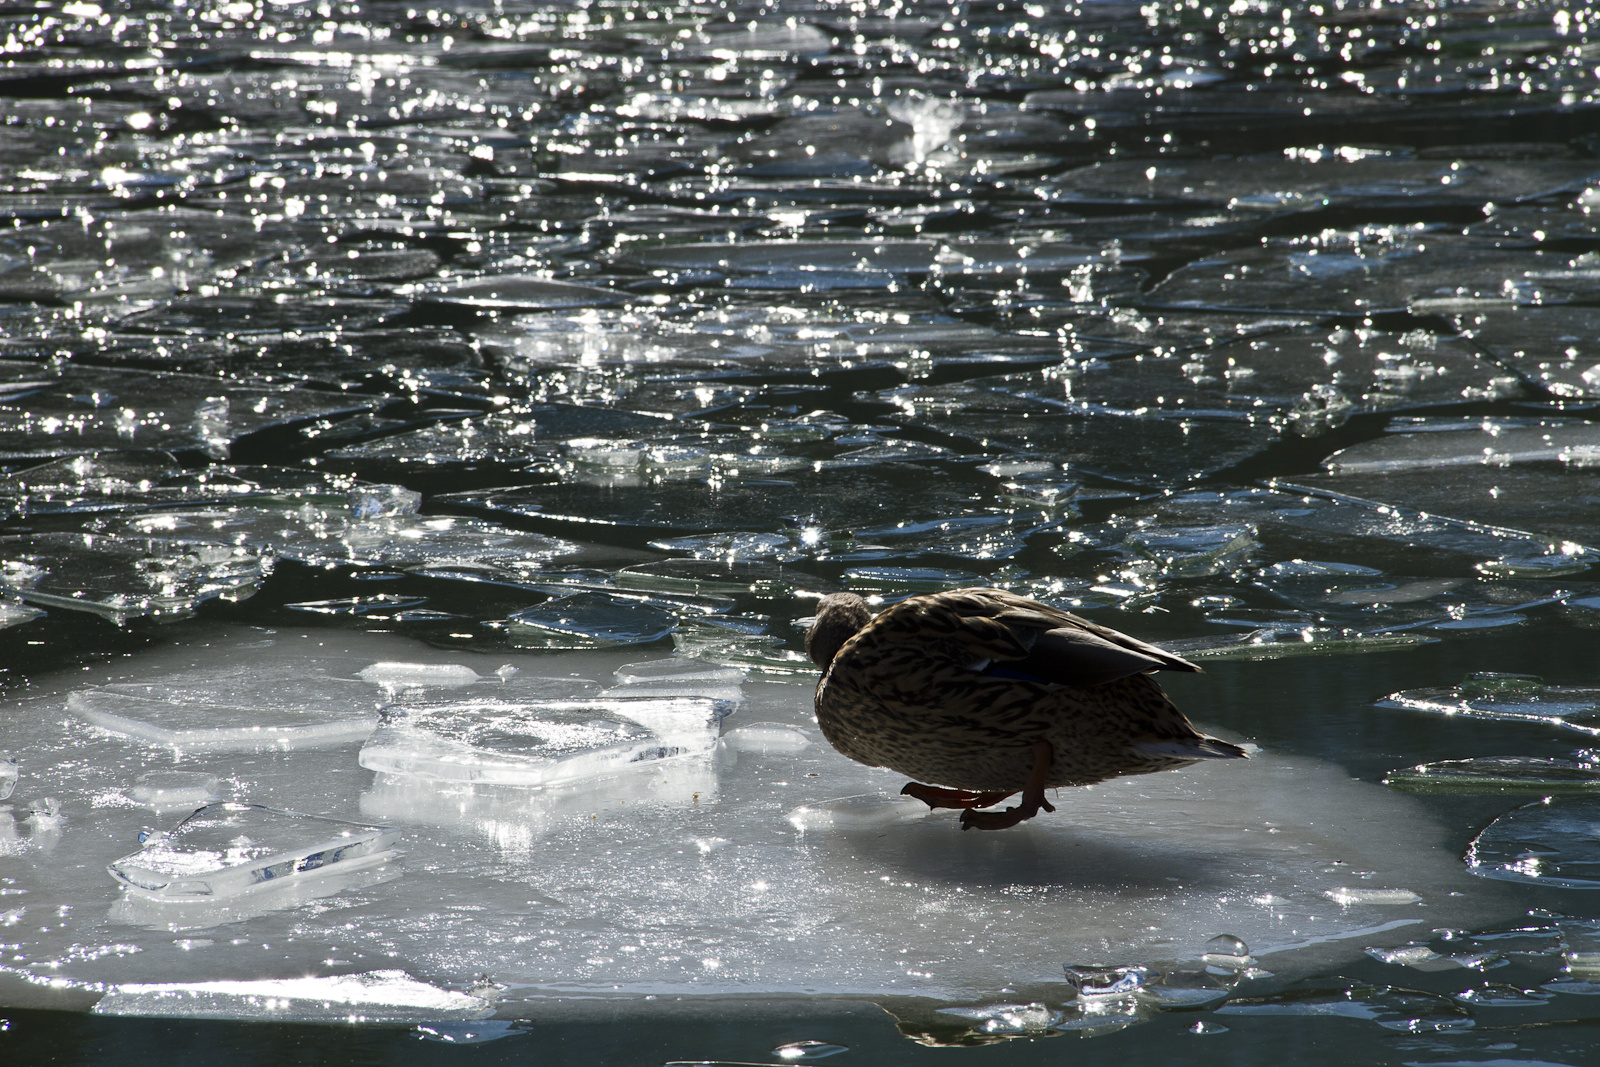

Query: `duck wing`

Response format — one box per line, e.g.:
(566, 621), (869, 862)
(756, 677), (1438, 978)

(931, 587), (1203, 688)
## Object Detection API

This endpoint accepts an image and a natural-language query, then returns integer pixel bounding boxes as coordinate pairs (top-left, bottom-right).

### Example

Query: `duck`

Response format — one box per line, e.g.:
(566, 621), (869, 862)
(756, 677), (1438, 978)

(806, 587), (1247, 830)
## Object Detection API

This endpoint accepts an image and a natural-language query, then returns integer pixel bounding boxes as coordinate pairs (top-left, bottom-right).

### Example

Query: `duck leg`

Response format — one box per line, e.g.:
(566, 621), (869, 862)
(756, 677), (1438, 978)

(960, 739), (1056, 831)
(900, 782), (1016, 810)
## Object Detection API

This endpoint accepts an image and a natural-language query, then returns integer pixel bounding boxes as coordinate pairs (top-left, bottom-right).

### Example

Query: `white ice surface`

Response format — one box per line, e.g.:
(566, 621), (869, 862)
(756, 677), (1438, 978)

(92, 969), (492, 1021)
(0, 625), (1522, 1021)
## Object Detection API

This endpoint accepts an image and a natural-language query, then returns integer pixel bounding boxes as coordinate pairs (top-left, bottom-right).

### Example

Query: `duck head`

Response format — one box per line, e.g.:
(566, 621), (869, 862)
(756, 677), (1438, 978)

(806, 592), (874, 669)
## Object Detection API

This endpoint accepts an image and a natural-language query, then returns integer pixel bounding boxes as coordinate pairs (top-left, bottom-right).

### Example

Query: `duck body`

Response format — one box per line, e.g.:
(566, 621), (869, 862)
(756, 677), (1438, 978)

(808, 587), (1245, 828)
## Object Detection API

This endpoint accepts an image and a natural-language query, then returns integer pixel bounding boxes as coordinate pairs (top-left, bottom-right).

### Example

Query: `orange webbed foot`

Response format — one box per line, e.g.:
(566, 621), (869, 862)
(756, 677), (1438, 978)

(901, 782), (1016, 811)
(958, 739), (1056, 832)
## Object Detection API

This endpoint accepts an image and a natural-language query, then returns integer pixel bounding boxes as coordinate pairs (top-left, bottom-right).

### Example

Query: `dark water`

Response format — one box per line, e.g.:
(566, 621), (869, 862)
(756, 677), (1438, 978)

(5, 0), (1600, 1062)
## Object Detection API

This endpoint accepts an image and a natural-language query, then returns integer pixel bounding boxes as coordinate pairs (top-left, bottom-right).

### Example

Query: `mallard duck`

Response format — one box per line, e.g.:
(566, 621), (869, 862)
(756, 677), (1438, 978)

(806, 587), (1247, 830)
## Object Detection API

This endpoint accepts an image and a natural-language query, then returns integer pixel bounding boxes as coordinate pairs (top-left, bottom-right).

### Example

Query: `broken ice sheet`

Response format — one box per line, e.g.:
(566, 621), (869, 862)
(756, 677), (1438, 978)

(107, 802), (401, 899)
(127, 772), (225, 814)
(0, 367), (378, 460)
(1460, 306), (1600, 398)
(1377, 674), (1600, 739)
(1467, 796), (1600, 889)
(1298, 419), (1600, 550)
(1384, 756), (1600, 795)
(92, 970), (488, 1023)
(68, 664), (381, 752)
(0, 531), (268, 624)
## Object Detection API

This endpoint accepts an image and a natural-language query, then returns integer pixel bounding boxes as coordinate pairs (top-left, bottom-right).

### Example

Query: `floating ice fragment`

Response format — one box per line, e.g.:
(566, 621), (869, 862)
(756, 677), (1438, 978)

(1189, 1020), (1229, 1034)
(723, 723), (811, 753)
(1384, 756), (1600, 795)
(0, 754), (15, 801)
(0, 532), (268, 624)
(415, 1020), (529, 1044)
(786, 793), (927, 831)
(128, 772), (223, 814)
(1324, 887), (1421, 906)
(1163, 629), (1434, 662)
(1124, 524), (1256, 577)
(1377, 674), (1600, 738)
(427, 275), (621, 310)
(107, 803), (401, 900)
(68, 666), (380, 752)
(771, 1039), (848, 1060)
(1450, 984), (1553, 1007)
(1143, 985), (1230, 1009)
(0, 596), (45, 630)
(506, 593), (678, 648)
(844, 567), (979, 593)
(1216, 978), (1471, 1031)
(358, 695), (725, 787)
(1064, 964), (1157, 997)
(93, 970), (489, 1022)
(1364, 943), (1501, 972)
(349, 484), (421, 520)
(936, 1003), (1062, 1034)
(1467, 796), (1600, 889)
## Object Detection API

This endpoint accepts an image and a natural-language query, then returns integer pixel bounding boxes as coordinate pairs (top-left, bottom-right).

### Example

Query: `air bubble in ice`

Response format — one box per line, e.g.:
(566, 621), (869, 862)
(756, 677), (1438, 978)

(1064, 964), (1157, 997)
(128, 772), (223, 813)
(1203, 934), (1251, 969)
(786, 793), (927, 831)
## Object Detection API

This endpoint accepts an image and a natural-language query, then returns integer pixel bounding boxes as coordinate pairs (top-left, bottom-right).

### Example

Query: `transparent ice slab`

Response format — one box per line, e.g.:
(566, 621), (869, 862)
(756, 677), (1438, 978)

(506, 593), (680, 648)
(1377, 673), (1600, 739)
(1466, 796), (1600, 889)
(68, 665), (381, 751)
(1384, 756), (1600, 795)
(357, 694), (728, 786)
(107, 802), (401, 899)
(92, 970), (489, 1023)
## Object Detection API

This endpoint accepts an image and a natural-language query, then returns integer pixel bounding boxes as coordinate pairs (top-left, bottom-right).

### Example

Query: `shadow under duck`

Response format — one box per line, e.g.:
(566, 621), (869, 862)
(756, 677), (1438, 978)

(806, 587), (1247, 830)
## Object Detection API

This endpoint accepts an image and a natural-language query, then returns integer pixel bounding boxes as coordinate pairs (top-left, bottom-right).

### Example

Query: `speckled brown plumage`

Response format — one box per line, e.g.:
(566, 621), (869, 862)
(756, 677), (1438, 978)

(809, 587), (1246, 828)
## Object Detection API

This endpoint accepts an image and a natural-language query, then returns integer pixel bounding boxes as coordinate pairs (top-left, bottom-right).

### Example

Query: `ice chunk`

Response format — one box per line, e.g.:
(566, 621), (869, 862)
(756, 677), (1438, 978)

(425, 275), (621, 309)
(1363, 942), (1501, 972)
(771, 1040), (848, 1060)
(127, 772), (224, 813)
(1377, 673), (1600, 739)
(786, 793), (927, 831)
(601, 657), (746, 704)
(506, 593), (678, 649)
(107, 803), (401, 899)
(92, 970), (489, 1022)
(936, 1003), (1062, 1035)
(357, 662), (482, 692)
(1467, 796), (1600, 889)
(360, 755), (718, 848)
(0, 754), (16, 801)
(416, 1020), (529, 1044)
(358, 696), (726, 787)
(1064, 964), (1158, 997)
(723, 723), (811, 753)
(1384, 756), (1600, 795)
(0, 595), (45, 630)
(69, 666), (381, 752)
(1323, 888), (1421, 906)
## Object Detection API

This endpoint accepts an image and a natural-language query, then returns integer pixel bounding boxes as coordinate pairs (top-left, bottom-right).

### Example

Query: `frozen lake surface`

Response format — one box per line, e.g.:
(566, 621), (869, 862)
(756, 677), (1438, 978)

(4, 0), (1600, 1062)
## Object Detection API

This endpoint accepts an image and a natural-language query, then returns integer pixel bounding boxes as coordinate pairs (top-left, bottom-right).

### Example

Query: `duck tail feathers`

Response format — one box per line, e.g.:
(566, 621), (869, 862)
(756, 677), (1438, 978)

(1132, 737), (1249, 761)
